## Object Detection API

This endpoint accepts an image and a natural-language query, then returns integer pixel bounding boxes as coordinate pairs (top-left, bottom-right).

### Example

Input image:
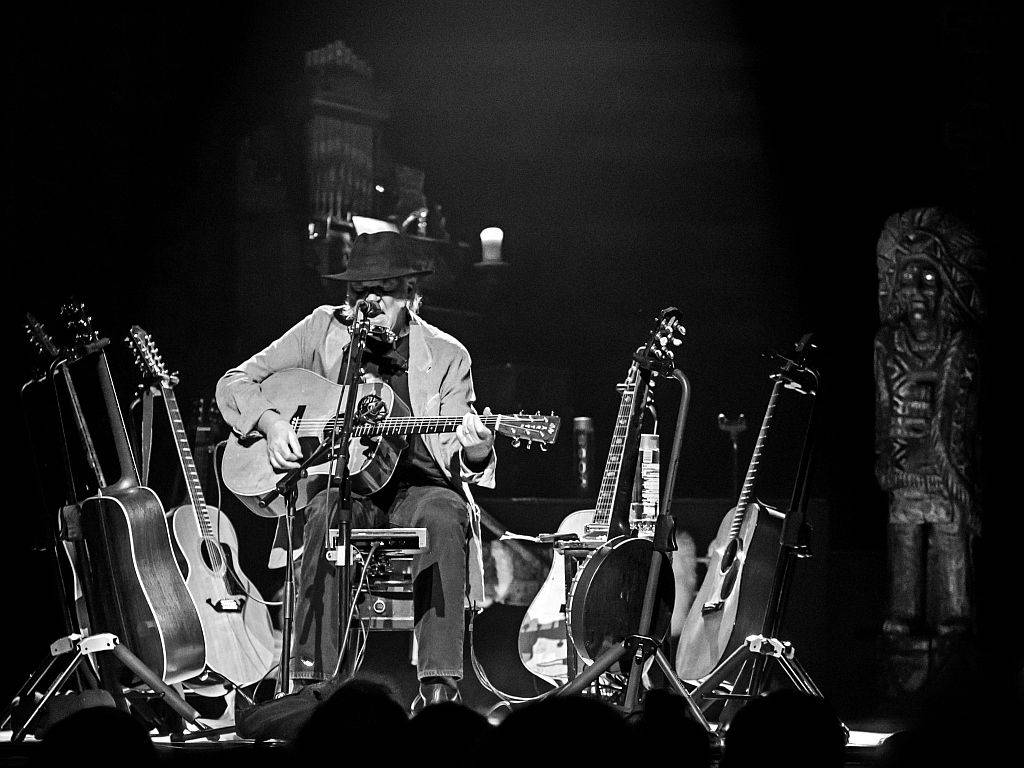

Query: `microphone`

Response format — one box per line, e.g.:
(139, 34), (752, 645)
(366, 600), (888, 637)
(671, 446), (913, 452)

(333, 296), (385, 326)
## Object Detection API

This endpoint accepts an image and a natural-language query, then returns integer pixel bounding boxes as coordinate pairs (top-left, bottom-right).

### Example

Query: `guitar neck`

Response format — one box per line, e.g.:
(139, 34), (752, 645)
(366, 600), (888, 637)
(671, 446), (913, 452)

(592, 364), (645, 528)
(58, 361), (109, 490)
(96, 351), (141, 489)
(728, 378), (783, 538)
(307, 415), (515, 437)
(162, 387), (216, 540)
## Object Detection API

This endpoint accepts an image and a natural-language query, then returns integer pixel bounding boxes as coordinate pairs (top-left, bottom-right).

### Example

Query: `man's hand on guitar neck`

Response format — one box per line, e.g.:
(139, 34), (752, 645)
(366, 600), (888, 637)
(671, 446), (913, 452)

(458, 406), (495, 468)
(258, 411), (302, 470)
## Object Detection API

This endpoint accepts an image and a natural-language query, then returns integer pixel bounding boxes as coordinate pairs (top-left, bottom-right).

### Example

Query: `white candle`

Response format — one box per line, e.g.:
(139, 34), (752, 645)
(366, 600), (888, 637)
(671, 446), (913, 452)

(480, 227), (504, 263)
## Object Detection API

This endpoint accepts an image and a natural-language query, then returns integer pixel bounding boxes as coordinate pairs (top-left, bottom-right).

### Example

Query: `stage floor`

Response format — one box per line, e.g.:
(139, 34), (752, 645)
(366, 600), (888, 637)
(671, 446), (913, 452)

(1, 724), (893, 766)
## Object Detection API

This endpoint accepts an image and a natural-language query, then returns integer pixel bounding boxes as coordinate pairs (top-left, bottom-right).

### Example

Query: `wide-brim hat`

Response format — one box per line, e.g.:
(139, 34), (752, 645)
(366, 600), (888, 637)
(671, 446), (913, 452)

(322, 231), (433, 282)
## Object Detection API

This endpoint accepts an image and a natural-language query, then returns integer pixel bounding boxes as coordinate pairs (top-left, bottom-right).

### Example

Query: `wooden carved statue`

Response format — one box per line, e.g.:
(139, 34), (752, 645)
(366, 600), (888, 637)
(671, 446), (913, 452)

(874, 207), (985, 678)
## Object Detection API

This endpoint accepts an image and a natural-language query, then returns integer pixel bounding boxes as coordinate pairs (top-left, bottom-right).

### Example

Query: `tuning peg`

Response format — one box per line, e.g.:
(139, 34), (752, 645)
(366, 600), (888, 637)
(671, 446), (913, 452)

(526, 440), (533, 450)
(511, 437), (521, 448)
(538, 443), (548, 452)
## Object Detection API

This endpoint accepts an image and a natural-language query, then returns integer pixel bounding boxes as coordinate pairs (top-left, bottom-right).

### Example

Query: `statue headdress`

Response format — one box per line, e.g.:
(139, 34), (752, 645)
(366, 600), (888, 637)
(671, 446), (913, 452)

(876, 207), (986, 327)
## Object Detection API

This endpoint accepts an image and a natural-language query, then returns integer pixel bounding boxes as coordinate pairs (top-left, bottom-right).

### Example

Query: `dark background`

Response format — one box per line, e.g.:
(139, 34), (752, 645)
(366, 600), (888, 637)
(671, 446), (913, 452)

(5, 0), (1010, 720)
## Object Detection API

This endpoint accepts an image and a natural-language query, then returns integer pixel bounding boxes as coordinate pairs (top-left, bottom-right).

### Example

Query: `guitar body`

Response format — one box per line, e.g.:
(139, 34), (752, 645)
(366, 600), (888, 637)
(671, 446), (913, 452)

(221, 370), (404, 517)
(80, 486), (206, 685)
(172, 505), (277, 694)
(674, 501), (784, 681)
(567, 535), (675, 665)
(518, 509), (594, 684)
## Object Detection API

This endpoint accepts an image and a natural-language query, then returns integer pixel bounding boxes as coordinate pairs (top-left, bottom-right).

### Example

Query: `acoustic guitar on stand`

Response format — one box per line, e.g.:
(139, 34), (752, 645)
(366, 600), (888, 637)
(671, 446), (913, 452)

(220, 368), (561, 517)
(58, 305), (207, 685)
(127, 326), (277, 694)
(674, 334), (815, 682)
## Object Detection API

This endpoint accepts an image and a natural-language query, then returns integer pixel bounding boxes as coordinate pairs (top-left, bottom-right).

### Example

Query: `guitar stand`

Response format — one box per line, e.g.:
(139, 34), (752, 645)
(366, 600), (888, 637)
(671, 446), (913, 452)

(689, 634), (822, 719)
(543, 368), (717, 738)
(1, 632), (213, 743)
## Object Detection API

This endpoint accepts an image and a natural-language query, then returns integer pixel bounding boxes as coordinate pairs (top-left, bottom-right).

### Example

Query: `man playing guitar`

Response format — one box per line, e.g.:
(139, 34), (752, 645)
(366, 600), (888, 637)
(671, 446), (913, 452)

(216, 231), (496, 709)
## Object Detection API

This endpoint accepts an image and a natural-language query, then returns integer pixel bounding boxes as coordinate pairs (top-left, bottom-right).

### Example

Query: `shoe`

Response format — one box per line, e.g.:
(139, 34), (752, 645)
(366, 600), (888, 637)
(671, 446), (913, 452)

(410, 678), (461, 713)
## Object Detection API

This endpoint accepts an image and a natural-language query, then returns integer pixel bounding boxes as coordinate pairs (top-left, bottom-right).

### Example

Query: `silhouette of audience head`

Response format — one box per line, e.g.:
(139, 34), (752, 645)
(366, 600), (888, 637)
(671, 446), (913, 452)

(634, 689), (711, 767)
(32, 705), (156, 766)
(291, 676), (410, 761)
(484, 695), (632, 761)
(409, 701), (491, 764)
(720, 689), (847, 768)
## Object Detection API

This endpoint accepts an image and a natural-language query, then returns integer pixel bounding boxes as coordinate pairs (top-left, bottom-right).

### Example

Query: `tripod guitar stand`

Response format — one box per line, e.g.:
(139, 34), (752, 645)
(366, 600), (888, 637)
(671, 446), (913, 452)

(688, 336), (827, 725)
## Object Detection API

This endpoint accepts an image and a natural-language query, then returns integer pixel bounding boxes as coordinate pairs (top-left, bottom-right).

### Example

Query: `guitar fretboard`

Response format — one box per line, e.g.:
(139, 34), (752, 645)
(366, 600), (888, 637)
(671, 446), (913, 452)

(727, 378), (783, 540)
(592, 364), (641, 527)
(295, 415), (543, 438)
(163, 387), (218, 547)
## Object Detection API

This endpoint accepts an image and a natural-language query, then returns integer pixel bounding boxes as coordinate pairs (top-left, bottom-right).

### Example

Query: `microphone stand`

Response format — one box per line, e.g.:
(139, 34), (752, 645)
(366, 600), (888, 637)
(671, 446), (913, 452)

(326, 302), (375, 680)
(256, 300), (375, 692)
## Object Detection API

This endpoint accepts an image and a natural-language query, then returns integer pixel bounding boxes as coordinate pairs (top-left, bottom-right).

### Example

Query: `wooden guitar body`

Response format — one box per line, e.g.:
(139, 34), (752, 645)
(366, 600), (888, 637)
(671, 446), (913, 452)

(222, 371), (400, 517)
(171, 505), (276, 693)
(80, 485), (207, 685)
(518, 509), (594, 684)
(674, 501), (784, 681)
(567, 535), (675, 665)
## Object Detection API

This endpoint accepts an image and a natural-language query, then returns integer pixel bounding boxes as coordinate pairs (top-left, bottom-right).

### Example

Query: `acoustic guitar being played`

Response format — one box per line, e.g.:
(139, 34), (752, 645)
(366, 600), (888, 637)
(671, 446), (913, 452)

(220, 368), (560, 517)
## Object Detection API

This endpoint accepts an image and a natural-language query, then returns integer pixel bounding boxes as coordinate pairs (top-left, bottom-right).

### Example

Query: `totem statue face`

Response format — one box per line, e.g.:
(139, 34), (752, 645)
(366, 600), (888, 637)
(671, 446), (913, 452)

(896, 255), (942, 343)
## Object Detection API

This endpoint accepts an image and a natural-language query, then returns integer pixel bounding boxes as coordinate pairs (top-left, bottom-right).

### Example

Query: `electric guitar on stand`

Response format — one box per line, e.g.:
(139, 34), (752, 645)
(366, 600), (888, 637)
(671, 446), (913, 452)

(518, 308), (685, 684)
(127, 326), (277, 694)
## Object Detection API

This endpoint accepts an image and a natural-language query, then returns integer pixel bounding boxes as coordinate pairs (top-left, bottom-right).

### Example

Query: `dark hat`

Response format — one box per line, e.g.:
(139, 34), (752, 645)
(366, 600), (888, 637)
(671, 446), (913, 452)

(322, 231), (433, 282)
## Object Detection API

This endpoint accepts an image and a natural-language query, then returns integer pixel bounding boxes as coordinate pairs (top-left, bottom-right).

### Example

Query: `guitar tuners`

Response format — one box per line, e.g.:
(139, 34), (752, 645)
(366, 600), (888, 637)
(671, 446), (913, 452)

(511, 438), (522, 448)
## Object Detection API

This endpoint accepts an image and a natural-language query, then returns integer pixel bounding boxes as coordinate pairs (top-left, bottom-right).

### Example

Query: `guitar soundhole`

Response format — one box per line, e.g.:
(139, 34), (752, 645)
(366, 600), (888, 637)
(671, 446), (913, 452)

(356, 394), (388, 424)
(720, 539), (739, 572)
(719, 560), (738, 601)
(200, 540), (222, 572)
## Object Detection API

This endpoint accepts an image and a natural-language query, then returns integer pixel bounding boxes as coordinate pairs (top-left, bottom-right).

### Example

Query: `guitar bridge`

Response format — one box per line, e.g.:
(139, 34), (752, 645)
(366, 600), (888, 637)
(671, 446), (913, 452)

(701, 600), (724, 615)
(207, 597), (245, 613)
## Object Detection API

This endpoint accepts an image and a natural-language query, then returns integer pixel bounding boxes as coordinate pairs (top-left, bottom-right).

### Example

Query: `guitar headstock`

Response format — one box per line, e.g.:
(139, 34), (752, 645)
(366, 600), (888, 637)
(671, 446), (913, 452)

(768, 332), (820, 395)
(56, 301), (106, 358)
(24, 312), (64, 381)
(633, 307), (686, 375)
(126, 325), (179, 389)
(25, 312), (62, 360)
(496, 413), (561, 451)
